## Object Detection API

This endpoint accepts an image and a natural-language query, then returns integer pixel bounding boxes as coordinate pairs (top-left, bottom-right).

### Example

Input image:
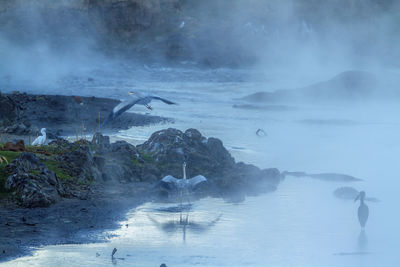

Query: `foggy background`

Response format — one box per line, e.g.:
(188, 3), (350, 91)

(1, 1), (400, 266)
(1, 0), (400, 89)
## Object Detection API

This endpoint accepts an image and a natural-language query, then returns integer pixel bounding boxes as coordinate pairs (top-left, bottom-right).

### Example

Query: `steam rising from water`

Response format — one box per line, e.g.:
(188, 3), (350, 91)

(1, 0), (400, 89)
(1, 1), (400, 266)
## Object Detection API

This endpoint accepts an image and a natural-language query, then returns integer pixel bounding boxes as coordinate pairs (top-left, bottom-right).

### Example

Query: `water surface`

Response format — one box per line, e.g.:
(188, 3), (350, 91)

(2, 67), (400, 266)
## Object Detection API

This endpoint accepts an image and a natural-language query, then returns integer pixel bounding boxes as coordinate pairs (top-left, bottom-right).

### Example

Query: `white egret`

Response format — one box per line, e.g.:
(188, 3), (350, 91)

(31, 128), (47, 146)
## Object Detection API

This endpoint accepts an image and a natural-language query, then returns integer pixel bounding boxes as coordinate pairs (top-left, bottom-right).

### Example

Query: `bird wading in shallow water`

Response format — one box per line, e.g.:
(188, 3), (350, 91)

(31, 128), (47, 146)
(355, 191), (369, 228)
(161, 162), (207, 205)
(102, 91), (177, 126)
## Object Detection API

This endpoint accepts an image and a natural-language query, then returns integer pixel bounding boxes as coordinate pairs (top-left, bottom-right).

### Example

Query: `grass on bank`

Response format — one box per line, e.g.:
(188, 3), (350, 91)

(41, 158), (73, 181)
(0, 151), (22, 198)
(0, 145), (76, 199)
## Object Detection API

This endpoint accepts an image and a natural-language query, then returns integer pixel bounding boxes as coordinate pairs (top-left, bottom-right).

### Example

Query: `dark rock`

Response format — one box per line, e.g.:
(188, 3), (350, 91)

(109, 141), (138, 159)
(283, 171), (361, 182)
(240, 71), (379, 104)
(138, 128), (235, 179)
(333, 187), (359, 200)
(56, 145), (102, 184)
(92, 133), (110, 150)
(308, 173), (361, 182)
(2, 129), (281, 207)
(141, 128), (281, 197)
(334, 187), (380, 202)
(48, 138), (71, 148)
(282, 171), (308, 177)
(94, 138), (142, 182)
(1, 140), (25, 152)
(4, 153), (64, 208)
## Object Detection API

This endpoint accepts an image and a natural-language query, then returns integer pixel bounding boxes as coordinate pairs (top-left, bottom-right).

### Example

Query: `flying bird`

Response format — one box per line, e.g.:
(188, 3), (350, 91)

(355, 191), (369, 228)
(31, 128), (47, 146)
(102, 92), (176, 126)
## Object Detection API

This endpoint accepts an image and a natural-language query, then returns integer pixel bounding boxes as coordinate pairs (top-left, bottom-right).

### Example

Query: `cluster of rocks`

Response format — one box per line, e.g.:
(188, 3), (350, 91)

(2, 128), (281, 207)
(138, 128), (281, 197)
(4, 153), (65, 208)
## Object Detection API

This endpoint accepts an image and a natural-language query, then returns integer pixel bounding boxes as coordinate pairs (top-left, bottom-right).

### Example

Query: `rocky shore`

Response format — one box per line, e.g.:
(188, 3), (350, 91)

(0, 91), (170, 137)
(0, 127), (281, 262)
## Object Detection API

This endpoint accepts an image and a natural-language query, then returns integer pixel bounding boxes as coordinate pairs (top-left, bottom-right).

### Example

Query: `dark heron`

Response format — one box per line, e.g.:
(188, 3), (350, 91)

(355, 191), (369, 228)
(102, 92), (177, 126)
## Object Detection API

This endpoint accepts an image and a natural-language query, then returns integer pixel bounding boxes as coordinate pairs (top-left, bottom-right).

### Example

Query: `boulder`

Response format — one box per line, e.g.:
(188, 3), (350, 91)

(55, 145), (102, 184)
(4, 153), (64, 208)
(138, 128), (235, 179)
(92, 133), (111, 151)
(240, 71), (379, 104)
(1, 140), (26, 152)
(333, 187), (380, 202)
(140, 128), (281, 197)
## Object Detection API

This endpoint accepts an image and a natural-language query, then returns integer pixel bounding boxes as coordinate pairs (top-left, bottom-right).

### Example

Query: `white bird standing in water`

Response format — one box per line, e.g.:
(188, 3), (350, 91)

(161, 162), (207, 204)
(31, 128), (47, 146)
(102, 91), (177, 126)
(355, 191), (369, 228)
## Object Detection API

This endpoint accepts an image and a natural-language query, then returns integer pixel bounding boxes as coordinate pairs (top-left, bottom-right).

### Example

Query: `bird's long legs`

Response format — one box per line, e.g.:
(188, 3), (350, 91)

(185, 188), (191, 205)
(179, 188), (191, 213)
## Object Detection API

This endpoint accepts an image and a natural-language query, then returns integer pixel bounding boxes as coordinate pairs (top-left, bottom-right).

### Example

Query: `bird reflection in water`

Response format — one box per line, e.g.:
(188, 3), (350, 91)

(148, 210), (222, 243)
(358, 229), (368, 251)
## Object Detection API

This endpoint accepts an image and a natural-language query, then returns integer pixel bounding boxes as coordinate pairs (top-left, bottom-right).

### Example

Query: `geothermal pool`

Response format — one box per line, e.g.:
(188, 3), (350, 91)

(2, 67), (400, 266)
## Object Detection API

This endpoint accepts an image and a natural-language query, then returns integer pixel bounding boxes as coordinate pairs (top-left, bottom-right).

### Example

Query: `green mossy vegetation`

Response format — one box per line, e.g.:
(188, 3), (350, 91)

(0, 150), (22, 198)
(0, 143), (78, 198)
(40, 158), (73, 181)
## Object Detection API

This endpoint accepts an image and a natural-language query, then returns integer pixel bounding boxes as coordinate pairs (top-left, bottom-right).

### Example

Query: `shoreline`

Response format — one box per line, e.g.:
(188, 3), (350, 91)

(0, 92), (172, 138)
(0, 94), (281, 263)
(0, 182), (152, 262)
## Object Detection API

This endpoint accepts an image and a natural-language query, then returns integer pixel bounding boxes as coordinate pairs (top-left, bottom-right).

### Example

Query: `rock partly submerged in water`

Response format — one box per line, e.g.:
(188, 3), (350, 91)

(139, 128), (281, 200)
(307, 173), (362, 182)
(333, 186), (359, 199)
(239, 70), (399, 104)
(283, 171), (362, 182)
(333, 187), (380, 202)
(1, 128), (282, 207)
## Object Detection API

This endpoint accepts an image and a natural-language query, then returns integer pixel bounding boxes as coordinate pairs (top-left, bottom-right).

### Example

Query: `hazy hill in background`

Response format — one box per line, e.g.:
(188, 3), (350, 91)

(0, 0), (399, 68)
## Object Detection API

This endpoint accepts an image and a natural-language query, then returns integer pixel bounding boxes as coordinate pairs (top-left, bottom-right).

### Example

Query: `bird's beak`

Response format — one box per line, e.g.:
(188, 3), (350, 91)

(354, 193), (360, 202)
